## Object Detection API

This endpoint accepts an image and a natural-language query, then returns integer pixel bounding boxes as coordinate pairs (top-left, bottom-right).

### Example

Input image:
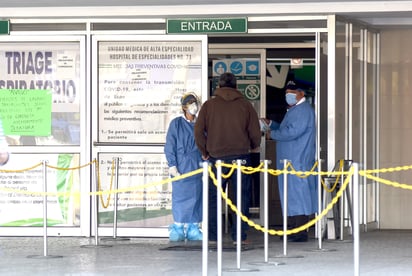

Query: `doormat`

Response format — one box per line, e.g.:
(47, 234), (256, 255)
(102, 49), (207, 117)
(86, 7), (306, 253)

(159, 243), (256, 252)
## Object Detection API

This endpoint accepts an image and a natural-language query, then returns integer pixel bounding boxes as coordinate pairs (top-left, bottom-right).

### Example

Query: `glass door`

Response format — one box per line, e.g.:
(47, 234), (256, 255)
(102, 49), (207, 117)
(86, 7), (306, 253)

(208, 48), (266, 225)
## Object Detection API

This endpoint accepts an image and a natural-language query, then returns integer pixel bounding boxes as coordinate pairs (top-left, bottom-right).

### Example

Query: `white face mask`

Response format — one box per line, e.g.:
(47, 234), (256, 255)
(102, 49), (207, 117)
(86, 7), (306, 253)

(187, 102), (198, 115)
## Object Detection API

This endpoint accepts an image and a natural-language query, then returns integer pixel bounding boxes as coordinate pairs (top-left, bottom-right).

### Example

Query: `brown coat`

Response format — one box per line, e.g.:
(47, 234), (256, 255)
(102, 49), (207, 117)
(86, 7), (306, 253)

(194, 87), (261, 159)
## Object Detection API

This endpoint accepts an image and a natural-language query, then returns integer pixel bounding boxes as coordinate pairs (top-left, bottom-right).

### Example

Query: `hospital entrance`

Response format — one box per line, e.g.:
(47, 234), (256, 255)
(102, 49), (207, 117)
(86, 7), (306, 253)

(208, 35), (317, 228)
(0, 15), (380, 238)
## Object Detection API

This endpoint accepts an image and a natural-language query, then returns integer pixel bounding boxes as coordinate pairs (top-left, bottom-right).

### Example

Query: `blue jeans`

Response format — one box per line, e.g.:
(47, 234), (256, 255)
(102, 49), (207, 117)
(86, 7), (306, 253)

(208, 154), (251, 241)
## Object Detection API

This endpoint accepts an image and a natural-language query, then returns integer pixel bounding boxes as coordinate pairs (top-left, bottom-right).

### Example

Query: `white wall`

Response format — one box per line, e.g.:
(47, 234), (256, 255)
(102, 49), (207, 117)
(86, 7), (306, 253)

(380, 29), (412, 229)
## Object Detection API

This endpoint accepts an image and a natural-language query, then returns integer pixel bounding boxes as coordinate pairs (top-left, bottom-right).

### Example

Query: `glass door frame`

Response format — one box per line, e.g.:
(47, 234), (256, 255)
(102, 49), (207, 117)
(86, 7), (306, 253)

(208, 47), (266, 225)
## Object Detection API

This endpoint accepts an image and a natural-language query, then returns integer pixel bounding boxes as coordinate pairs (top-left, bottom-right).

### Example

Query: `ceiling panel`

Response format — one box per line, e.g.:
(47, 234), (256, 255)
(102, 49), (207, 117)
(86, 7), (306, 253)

(1, 0), (412, 28)
(0, 0), (398, 7)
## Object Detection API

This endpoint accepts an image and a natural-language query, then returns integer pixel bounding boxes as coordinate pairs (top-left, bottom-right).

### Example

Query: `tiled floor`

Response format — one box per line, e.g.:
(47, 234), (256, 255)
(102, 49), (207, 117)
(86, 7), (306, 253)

(1, 229), (412, 275)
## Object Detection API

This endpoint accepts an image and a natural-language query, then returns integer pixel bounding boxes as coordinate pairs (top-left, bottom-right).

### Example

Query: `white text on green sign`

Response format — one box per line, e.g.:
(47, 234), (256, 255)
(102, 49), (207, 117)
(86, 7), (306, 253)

(0, 20), (9, 35)
(167, 18), (247, 34)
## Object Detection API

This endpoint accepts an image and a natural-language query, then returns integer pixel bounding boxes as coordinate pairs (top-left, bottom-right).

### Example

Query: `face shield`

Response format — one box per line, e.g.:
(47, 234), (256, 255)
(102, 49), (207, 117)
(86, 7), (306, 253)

(187, 102), (199, 115)
(181, 93), (200, 115)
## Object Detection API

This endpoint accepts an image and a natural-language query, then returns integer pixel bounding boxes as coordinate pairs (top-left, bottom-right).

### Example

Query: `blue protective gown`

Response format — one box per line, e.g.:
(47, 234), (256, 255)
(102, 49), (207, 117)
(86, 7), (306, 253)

(164, 116), (203, 223)
(269, 100), (318, 216)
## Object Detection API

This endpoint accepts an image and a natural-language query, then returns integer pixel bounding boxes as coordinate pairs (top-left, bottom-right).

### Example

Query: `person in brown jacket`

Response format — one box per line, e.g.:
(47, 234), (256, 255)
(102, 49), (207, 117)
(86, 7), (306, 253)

(194, 72), (261, 244)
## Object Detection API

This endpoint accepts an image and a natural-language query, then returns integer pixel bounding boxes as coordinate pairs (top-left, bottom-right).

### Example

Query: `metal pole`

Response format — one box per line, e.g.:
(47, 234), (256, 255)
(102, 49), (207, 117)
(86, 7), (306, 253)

(282, 159), (288, 256)
(315, 31), (322, 246)
(112, 157), (119, 238)
(310, 159), (337, 253)
(27, 160), (62, 259)
(80, 159), (111, 249)
(202, 161), (208, 276)
(353, 163), (360, 276)
(217, 160), (222, 276)
(362, 28), (368, 233)
(340, 162), (345, 240)
(100, 157), (130, 242)
(93, 159), (99, 245)
(236, 159), (242, 269)
(264, 160), (269, 262)
(317, 159), (323, 249)
(42, 160), (48, 257)
(375, 33), (381, 230)
(225, 185), (229, 234)
(226, 160), (259, 272)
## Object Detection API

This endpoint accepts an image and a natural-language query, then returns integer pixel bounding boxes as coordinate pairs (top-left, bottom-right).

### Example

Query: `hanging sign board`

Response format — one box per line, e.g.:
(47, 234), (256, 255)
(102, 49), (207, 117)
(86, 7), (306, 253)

(212, 58), (261, 100)
(97, 37), (206, 143)
(167, 18), (247, 34)
(0, 89), (52, 136)
(0, 20), (9, 35)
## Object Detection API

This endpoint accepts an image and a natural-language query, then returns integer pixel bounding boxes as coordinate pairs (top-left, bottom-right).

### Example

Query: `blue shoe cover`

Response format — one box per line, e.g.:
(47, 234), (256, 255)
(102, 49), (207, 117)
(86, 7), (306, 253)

(169, 224), (185, 242)
(186, 223), (203, 241)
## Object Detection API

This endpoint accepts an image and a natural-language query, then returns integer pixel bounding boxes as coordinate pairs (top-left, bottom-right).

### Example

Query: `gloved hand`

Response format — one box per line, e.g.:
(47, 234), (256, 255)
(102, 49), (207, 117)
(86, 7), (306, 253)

(169, 166), (180, 177)
(259, 118), (270, 132)
(0, 151), (9, 166)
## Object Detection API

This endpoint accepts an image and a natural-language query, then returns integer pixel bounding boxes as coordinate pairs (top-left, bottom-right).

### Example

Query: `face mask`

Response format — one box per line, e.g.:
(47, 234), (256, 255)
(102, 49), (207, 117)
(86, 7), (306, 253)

(285, 93), (297, 106)
(187, 102), (198, 115)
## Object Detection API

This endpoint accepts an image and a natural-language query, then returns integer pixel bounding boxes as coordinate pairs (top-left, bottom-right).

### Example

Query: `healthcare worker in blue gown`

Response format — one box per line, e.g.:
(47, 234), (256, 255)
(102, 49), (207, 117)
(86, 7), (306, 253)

(261, 81), (317, 242)
(164, 92), (203, 242)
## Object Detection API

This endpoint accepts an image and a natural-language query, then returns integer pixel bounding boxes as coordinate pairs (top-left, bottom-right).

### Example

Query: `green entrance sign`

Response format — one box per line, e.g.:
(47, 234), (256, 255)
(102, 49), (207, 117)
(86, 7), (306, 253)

(0, 20), (9, 35)
(167, 18), (247, 34)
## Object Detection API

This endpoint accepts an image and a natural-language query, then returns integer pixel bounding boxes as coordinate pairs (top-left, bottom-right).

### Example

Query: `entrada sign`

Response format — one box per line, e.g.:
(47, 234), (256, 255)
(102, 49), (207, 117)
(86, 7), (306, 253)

(167, 18), (247, 34)
(0, 20), (10, 35)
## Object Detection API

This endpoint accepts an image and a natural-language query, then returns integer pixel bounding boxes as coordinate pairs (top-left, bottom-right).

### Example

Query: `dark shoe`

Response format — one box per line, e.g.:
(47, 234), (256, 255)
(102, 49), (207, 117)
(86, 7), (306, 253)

(279, 234), (297, 241)
(233, 239), (250, 246)
(288, 233), (308, 242)
(208, 240), (217, 246)
(289, 236), (308, 242)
